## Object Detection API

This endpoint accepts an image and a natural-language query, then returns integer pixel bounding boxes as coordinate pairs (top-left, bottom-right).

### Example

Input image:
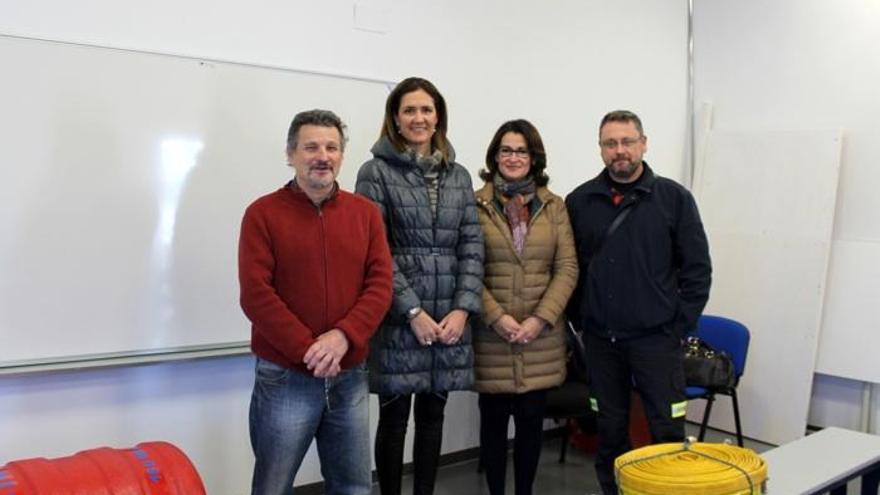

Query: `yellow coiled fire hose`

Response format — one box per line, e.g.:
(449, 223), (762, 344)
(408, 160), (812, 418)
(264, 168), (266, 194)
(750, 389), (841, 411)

(614, 441), (768, 495)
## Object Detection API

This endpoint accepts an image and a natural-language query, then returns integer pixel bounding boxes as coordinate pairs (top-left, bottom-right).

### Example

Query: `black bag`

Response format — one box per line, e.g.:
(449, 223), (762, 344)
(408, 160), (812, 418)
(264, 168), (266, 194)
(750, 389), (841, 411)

(683, 336), (736, 389)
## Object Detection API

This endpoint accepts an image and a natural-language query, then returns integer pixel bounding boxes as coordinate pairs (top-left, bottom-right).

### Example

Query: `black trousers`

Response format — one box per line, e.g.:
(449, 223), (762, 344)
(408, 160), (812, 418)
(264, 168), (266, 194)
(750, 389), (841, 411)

(478, 390), (548, 495)
(375, 392), (448, 495)
(586, 331), (686, 495)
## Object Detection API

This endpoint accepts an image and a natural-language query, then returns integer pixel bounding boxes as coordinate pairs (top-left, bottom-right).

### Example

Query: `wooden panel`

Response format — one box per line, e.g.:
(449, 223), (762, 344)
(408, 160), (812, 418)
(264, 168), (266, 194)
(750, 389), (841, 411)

(689, 130), (842, 445)
(815, 240), (880, 382)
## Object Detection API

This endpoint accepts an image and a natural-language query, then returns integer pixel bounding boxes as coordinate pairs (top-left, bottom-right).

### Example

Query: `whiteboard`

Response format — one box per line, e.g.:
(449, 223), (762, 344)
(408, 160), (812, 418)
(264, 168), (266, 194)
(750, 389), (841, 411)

(689, 129), (842, 445)
(0, 35), (390, 368)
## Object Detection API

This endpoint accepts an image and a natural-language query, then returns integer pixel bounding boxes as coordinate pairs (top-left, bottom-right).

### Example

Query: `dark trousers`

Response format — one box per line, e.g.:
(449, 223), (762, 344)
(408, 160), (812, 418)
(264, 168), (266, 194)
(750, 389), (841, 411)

(586, 331), (686, 495)
(375, 392), (448, 495)
(478, 390), (548, 495)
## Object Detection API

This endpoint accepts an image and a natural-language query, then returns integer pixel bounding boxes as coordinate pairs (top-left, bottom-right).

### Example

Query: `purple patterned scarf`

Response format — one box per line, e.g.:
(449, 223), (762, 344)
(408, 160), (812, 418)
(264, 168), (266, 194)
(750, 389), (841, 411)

(493, 175), (536, 255)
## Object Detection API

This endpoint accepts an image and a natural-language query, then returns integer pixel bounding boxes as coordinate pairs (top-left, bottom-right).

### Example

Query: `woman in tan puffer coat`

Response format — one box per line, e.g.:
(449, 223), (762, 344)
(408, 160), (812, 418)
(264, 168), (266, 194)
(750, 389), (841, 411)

(474, 119), (579, 495)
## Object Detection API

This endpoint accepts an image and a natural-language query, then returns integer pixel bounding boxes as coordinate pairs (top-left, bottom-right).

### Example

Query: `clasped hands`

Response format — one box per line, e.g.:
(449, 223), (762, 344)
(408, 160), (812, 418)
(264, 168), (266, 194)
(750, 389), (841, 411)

(303, 329), (349, 378)
(410, 309), (467, 347)
(492, 315), (545, 345)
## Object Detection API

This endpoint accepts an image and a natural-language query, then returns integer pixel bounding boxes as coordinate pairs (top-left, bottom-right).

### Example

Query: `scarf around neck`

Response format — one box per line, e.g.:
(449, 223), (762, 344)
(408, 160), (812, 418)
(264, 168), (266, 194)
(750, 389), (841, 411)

(408, 147), (444, 217)
(493, 175), (536, 256)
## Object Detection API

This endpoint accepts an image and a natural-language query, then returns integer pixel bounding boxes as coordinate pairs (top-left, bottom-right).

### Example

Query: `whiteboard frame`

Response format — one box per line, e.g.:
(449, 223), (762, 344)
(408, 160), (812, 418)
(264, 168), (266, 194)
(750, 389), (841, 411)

(0, 33), (396, 88)
(0, 341), (250, 376)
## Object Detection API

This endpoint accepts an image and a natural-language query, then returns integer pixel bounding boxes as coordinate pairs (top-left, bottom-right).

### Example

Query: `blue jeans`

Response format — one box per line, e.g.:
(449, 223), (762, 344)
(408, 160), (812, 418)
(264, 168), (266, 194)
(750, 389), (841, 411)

(249, 357), (371, 495)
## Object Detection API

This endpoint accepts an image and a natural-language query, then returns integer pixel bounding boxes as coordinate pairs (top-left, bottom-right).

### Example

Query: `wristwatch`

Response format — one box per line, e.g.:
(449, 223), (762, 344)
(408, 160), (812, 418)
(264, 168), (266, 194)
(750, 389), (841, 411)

(406, 306), (423, 321)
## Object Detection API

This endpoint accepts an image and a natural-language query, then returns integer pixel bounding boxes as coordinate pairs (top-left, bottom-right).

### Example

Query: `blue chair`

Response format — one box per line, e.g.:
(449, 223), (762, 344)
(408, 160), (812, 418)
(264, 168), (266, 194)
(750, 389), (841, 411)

(685, 315), (750, 446)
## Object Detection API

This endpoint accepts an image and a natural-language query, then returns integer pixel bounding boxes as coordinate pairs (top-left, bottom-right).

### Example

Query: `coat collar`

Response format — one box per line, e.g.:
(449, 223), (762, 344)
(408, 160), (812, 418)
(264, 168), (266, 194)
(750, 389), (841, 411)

(475, 180), (554, 206)
(583, 161), (657, 198)
(282, 179), (340, 207)
(370, 136), (456, 171)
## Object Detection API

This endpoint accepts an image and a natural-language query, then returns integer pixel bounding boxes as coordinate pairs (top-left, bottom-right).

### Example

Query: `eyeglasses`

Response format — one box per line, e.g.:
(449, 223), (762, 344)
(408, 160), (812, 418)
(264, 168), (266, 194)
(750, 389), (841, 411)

(599, 137), (643, 150)
(498, 146), (530, 158)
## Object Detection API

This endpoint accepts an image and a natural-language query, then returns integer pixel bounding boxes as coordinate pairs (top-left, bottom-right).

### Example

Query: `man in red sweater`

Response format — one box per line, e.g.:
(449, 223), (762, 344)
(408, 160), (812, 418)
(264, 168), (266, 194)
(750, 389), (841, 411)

(239, 109), (393, 495)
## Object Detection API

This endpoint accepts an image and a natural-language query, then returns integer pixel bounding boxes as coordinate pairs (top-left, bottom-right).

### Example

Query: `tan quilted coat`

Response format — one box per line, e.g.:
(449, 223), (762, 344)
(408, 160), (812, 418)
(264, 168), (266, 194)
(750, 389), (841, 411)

(473, 182), (579, 394)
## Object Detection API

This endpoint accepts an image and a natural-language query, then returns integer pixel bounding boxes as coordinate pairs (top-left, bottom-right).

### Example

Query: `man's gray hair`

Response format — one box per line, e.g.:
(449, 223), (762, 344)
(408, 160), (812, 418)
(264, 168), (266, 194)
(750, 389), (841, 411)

(287, 109), (349, 152)
(599, 110), (644, 137)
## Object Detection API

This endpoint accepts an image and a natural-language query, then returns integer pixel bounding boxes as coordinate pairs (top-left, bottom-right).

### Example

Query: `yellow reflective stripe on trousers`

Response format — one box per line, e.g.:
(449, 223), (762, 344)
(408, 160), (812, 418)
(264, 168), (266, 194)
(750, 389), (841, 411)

(590, 397), (599, 412)
(671, 400), (687, 418)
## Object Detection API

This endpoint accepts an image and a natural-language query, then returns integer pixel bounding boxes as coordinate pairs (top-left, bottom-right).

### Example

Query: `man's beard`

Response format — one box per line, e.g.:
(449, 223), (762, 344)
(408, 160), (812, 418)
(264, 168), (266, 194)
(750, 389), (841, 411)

(607, 159), (640, 181)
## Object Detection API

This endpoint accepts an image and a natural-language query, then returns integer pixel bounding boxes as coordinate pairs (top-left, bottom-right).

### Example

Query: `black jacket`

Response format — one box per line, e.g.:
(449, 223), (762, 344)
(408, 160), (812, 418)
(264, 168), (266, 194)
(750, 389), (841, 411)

(356, 137), (484, 395)
(565, 163), (711, 340)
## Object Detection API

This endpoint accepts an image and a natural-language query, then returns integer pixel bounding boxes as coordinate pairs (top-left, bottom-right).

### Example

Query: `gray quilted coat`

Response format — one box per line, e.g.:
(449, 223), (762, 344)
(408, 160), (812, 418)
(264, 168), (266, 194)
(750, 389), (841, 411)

(355, 137), (484, 395)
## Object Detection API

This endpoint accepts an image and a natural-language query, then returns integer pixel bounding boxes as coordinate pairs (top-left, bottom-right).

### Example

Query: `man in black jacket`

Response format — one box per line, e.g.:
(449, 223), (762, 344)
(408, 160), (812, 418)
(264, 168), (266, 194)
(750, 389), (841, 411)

(565, 110), (711, 495)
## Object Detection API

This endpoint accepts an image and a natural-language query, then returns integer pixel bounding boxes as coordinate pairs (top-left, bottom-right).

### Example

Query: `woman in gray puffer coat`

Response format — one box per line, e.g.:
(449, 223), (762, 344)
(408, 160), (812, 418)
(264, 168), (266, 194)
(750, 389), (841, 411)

(356, 77), (484, 495)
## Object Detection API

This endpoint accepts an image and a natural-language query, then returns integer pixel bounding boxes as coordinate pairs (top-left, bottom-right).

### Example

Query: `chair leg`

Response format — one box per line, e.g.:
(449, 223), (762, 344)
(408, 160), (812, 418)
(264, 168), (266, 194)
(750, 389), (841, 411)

(559, 419), (570, 464)
(698, 395), (715, 442)
(730, 389), (744, 447)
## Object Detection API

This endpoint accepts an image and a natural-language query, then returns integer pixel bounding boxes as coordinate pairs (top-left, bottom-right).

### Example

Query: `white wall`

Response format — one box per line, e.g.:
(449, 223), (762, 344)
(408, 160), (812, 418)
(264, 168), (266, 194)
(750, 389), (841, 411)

(0, 357), (255, 489)
(0, 0), (689, 189)
(0, 1), (688, 492)
(693, 0), (880, 434)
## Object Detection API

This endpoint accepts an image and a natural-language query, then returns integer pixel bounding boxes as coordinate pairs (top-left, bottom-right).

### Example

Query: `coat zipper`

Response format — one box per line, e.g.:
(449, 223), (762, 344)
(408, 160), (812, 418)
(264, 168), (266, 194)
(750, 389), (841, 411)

(421, 165), (439, 388)
(317, 205), (328, 334)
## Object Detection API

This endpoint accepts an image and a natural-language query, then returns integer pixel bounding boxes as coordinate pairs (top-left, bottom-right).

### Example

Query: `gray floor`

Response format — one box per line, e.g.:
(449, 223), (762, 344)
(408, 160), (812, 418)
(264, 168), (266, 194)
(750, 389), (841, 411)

(373, 424), (774, 495)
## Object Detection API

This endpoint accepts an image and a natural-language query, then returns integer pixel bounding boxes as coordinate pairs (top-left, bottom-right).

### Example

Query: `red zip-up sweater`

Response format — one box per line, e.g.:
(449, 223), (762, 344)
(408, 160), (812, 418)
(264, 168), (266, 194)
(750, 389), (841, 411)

(238, 183), (393, 372)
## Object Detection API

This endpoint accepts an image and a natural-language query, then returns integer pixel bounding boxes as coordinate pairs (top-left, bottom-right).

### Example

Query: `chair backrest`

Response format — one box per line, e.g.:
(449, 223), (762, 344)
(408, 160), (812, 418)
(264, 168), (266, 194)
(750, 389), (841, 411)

(544, 322), (592, 419)
(695, 315), (750, 378)
(565, 321), (589, 385)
